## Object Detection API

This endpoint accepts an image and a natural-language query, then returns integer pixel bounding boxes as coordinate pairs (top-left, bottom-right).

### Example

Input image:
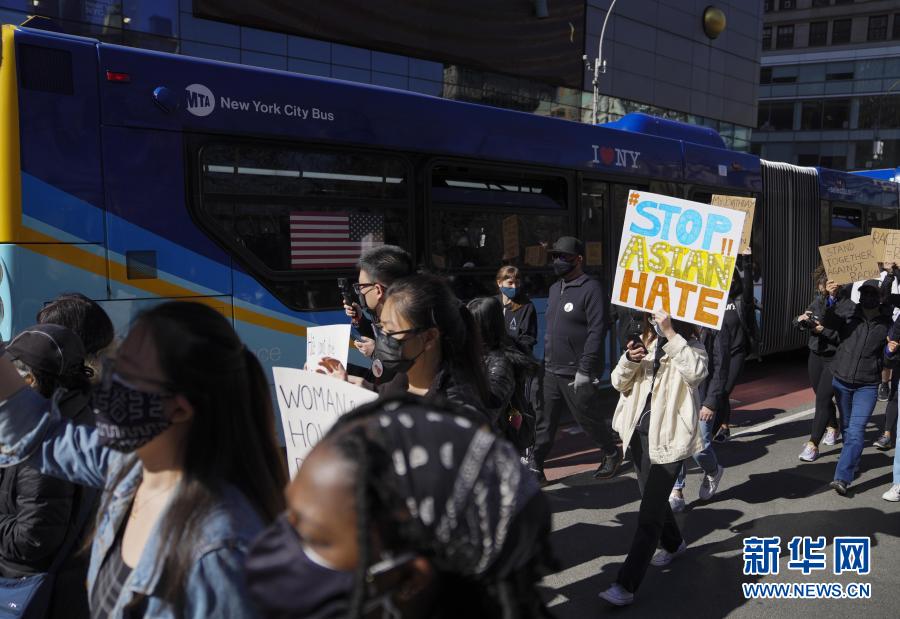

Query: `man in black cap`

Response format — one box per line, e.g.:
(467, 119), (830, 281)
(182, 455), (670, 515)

(533, 236), (621, 483)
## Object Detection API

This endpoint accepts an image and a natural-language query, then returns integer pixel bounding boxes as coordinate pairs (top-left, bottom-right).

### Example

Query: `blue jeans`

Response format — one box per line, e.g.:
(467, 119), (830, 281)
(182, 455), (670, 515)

(893, 442), (900, 486)
(832, 378), (878, 485)
(673, 415), (718, 490)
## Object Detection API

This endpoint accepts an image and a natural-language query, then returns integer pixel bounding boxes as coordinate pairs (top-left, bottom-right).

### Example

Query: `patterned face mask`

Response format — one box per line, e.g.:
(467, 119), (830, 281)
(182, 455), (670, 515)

(91, 374), (172, 452)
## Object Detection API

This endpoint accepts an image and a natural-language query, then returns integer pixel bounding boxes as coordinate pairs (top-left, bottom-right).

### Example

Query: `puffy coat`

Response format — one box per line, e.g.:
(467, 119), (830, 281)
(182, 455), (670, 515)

(483, 345), (540, 430)
(611, 334), (708, 465)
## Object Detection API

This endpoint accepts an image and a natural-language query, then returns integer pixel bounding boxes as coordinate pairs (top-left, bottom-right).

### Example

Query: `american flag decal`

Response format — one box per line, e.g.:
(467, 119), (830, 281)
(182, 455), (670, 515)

(290, 211), (384, 269)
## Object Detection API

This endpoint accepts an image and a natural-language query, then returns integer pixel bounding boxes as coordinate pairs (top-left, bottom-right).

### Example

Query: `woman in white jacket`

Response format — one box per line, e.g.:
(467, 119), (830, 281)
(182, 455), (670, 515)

(599, 309), (708, 607)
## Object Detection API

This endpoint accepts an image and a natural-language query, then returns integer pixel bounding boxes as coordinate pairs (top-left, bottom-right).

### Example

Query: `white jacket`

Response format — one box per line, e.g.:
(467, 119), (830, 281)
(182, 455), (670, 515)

(611, 334), (708, 465)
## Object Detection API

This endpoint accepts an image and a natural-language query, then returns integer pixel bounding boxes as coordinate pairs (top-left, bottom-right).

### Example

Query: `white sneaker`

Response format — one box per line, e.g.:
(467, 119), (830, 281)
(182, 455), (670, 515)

(651, 540), (687, 567)
(598, 583), (634, 606)
(668, 492), (686, 513)
(822, 427), (839, 446)
(699, 465), (725, 501)
(882, 484), (900, 502)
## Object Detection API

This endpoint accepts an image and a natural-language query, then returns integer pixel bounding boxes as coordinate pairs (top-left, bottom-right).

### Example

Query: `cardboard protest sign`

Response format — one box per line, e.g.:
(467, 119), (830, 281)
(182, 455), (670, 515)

(818, 236), (880, 285)
(524, 245), (547, 266)
(586, 241), (603, 266)
(871, 227), (900, 265)
(273, 367), (378, 477)
(502, 215), (519, 259)
(306, 324), (351, 369)
(711, 194), (755, 253)
(612, 190), (744, 330)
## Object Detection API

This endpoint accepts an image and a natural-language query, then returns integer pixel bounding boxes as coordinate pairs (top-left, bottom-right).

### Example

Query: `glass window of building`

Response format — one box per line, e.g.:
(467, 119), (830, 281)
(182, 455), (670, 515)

(893, 14), (900, 39)
(763, 26), (772, 50)
(822, 99), (850, 129)
(812, 0), (830, 6)
(760, 67), (772, 84)
(809, 22), (828, 47)
(764, 0), (773, 12)
(832, 19), (852, 44)
(779, 0), (795, 9)
(868, 15), (889, 42)
(801, 101), (822, 130)
(798, 154), (819, 166)
(859, 95), (900, 129)
(758, 102), (794, 131)
(831, 206), (862, 241)
(776, 25), (795, 49)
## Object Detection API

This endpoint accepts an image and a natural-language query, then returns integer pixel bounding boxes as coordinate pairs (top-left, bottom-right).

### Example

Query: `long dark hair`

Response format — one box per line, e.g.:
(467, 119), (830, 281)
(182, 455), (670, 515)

(99, 301), (287, 604)
(386, 274), (491, 405)
(467, 296), (508, 351)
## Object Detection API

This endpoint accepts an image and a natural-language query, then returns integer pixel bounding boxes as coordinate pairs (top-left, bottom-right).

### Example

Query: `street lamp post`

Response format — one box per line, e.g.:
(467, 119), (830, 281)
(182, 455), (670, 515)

(583, 0), (618, 126)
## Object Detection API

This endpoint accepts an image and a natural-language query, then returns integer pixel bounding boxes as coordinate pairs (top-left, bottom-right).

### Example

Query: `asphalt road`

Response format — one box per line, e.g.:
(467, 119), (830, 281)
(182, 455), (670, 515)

(540, 399), (900, 618)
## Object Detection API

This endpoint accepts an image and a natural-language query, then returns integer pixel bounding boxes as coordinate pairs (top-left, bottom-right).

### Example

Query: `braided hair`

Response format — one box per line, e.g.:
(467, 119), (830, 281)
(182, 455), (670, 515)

(326, 394), (557, 619)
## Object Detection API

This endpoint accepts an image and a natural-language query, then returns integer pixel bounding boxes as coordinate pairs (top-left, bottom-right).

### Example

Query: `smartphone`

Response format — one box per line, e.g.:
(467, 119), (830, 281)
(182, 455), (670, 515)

(337, 277), (354, 307)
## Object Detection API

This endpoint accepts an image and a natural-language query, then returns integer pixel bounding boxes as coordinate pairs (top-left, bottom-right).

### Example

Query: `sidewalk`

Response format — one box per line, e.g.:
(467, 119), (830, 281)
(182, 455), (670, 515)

(544, 350), (813, 482)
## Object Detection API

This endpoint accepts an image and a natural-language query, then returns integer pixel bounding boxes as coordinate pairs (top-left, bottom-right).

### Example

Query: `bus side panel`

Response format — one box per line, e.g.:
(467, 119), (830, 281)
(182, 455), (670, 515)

(101, 126), (233, 299)
(0, 243), (106, 339)
(15, 28), (104, 242)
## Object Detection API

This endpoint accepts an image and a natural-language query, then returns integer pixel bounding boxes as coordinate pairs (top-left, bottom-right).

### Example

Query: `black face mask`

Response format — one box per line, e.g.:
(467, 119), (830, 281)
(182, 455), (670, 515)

(371, 330), (426, 383)
(552, 258), (575, 277)
(860, 296), (880, 310)
(246, 514), (413, 619)
(92, 375), (172, 452)
(246, 514), (354, 619)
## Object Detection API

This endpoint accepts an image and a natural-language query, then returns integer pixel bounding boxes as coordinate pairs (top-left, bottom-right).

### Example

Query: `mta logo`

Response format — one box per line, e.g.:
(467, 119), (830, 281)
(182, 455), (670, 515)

(185, 84), (215, 117)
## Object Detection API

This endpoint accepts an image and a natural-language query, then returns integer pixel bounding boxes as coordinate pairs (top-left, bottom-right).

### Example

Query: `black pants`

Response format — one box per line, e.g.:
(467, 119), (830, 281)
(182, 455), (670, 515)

(808, 352), (839, 445)
(713, 352), (746, 431)
(533, 371), (616, 470)
(617, 431), (684, 593)
(882, 371), (899, 436)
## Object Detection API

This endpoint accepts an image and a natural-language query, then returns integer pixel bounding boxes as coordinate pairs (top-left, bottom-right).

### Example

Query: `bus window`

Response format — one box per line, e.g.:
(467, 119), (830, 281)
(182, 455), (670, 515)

(580, 180), (606, 277)
(868, 208), (899, 232)
(195, 143), (411, 310)
(427, 163), (570, 299)
(830, 205), (864, 242)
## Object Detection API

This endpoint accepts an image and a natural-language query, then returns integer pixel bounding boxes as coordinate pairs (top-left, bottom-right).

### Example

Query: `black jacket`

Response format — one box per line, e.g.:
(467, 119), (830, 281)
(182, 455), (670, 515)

(698, 309), (738, 412)
(544, 273), (607, 378)
(792, 293), (853, 356)
(483, 345), (540, 424)
(376, 363), (488, 423)
(500, 298), (538, 356)
(824, 303), (894, 385)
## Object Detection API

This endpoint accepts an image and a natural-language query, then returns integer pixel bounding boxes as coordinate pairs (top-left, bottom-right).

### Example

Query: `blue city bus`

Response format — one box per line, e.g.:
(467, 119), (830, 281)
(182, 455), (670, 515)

(1, 24), (898, 386)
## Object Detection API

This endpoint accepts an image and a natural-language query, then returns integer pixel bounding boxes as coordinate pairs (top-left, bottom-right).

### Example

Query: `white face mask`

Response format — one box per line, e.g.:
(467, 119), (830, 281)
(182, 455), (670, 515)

(649, 319), (664, 338)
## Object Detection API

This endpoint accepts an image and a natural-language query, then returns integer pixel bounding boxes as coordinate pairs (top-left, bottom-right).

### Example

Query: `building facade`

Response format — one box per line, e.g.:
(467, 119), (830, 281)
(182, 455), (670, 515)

(0, 1), (760, 151)
(753, 0), (900, 170)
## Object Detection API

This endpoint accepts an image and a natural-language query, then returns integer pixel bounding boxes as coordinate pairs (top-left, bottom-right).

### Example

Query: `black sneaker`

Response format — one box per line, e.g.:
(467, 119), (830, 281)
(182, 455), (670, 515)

(593, 448), (623, 479)
(531, 469), (548, 486)
(713, 427), (730, 443)
(874, 434), (893, 451)
(878, 381), (891, 402)
(829, 480), (848, 496)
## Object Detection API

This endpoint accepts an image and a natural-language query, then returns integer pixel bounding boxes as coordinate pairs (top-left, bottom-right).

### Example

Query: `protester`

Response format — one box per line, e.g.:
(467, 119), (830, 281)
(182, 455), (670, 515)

(245, 394), (557, 619)
(793, 265), (853, 462)
(533, 236), (619, 484)
(599, 309), (707, 607)
(467, 296), (540, 449)
(0, 325), (93, 618)
(323, 274), (490, 418)
(0, 301), (287, 617)
(343, 245), (414, 358)
(883, 334), (900, 502)
(712, 261), (753, 443)
(496, 265), (538, 354)
(37, 292), (115, 385)
(822, 279), (894, 496)
(872, 263), (900, 450)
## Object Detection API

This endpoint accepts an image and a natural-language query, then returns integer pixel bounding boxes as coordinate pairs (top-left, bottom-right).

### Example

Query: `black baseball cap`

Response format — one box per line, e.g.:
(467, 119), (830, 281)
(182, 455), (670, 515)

(550, 236), (585, 258)
(859, 279), (881, 293)
(7, 324), (86, 376)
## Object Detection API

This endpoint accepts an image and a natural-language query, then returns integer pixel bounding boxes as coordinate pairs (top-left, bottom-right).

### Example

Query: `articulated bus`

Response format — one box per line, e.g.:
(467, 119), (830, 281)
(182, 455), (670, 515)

(1, 24), (898, 387)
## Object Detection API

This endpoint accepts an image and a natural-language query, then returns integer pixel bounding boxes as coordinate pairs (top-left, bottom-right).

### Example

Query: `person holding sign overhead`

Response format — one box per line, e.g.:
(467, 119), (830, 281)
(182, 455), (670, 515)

(822, 279), (894, 496)
(533, 236), (619, 484)
(599, 309), (707, 607)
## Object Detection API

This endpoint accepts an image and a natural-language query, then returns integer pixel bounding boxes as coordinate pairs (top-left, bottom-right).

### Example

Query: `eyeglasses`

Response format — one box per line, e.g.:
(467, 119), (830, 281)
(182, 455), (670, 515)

(351, 282), (379, 295)
(98, 357), (176, 396)
(548, 253), (577, 262)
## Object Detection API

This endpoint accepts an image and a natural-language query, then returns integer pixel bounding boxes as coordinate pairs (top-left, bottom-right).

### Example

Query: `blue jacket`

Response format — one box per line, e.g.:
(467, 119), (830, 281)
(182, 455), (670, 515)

(0, 388), (263, 618)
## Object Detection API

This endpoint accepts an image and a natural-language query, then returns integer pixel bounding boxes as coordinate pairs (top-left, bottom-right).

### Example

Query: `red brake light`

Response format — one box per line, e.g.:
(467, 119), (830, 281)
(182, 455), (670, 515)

(106, 71), (131, 83)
